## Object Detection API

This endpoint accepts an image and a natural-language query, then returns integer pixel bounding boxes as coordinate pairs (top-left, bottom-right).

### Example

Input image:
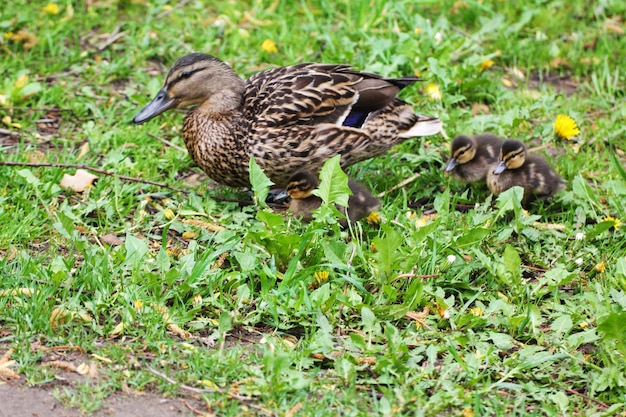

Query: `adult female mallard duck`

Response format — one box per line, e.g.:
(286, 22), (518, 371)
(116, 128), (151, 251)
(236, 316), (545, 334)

(445, 133), (503, 183)
(133, 53), (442, 188)
(487, 139), (566, 206)
(286, 171), (380, 226)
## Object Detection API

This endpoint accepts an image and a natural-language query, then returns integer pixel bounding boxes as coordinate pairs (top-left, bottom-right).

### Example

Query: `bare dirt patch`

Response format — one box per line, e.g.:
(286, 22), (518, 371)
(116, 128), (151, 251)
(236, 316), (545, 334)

(0, 382), (195, 417)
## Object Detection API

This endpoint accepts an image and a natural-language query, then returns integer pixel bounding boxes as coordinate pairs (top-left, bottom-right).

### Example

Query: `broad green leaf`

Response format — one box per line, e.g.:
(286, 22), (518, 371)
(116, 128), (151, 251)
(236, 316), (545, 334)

(598, 312), (626, 357)
(248, 156), (274, 207)
(17, 169), (41, 186)
(608, 148), (626, 183)
(53, 210), (76, 240)
(455, 227), (490, 248)
(256, 210), (284, 230)
(124, 233), (149, 269)
(502, 244), (521, 285)
(495, 186), (523, 213)
(373, 224), (403, 276)
(616, 258), (626, 279)
(490, 332), (516, 350)
(572, 175), (600, 204)
(313, 155), (351, 206)
(550, 314), (573, 335)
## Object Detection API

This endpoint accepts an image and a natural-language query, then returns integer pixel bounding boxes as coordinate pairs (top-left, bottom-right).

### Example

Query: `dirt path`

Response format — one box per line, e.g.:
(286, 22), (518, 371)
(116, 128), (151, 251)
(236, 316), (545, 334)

(0, 383), (195, 417)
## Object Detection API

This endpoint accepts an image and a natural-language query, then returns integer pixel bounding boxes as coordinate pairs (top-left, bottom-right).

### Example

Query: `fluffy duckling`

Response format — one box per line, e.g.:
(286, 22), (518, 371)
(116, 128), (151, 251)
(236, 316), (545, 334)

(133, 53), (442, 188)
(286, 171), (380, 226)
(445, 133), (503, 183)
(487, 139), (566, 206)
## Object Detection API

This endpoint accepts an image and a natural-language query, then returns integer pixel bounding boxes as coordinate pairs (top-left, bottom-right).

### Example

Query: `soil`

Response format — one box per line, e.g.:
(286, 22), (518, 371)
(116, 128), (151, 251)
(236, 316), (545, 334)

(0, 382), (196, 417)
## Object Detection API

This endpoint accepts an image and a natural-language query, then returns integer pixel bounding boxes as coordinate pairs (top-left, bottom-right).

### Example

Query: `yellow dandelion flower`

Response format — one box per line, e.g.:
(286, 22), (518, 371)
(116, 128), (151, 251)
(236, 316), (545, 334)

(182, 231), (196, 240)
(461, 408), (476, 417)
(14, 74), (29, 89)
(413, 28), (422, 35)
(554, 114), (580, 140)
(133, 300), (144, 311)
(42, 2), (60, 14)
(192, 294), (203, 306)
(594, 261), (605, 273)
(314, 271), (329, 284)
(261, 39), (278, 54)
(480, 59), (495, 71)
(424, 82), (442, 101)
(367, 211), (382, 225)
(470, 307), (483, 317)
(163, 208), (175, 220)
(602, 216), (621, 230)
(3, 32), (13, 39)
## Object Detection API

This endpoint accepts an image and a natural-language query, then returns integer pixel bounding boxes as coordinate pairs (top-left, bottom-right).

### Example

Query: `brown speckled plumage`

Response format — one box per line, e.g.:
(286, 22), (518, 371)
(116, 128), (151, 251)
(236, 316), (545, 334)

(133, 53), (442, 188)
(287, 171), (380, 226)
(487, 139), (566, 206)
(445, 134), (503, 183)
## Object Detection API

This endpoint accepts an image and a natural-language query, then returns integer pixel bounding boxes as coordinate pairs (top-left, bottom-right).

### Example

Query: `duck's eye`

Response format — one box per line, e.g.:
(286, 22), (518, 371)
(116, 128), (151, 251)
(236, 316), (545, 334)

(181, 71), (193, 79)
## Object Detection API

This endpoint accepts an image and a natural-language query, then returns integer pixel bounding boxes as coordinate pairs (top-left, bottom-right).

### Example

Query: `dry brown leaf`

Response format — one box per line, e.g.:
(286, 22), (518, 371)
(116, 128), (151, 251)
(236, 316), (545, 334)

(109, 321), (127, 337)
(50, 307), (92, 329)
(471, 103), (490, 115)
(0, 287), (34, 297)
(100, 233), (123, 246)
(286, 403), (303, 417)
(0, 349), (19, 379)
(46, 360), (77, 372)
(76, 362), (91, 375)
(532, 222), (567, 231)
(60, 169), (98, 192)
(356, 357), (377, 365)
(167, 323), (191, 340)
(76, 141), (90, 160)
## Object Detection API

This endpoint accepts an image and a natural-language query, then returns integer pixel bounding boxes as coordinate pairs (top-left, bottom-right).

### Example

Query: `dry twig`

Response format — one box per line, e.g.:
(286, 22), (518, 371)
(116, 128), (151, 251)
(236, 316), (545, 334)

(147, 366), (274, 416)
(0, 161), (188, 193)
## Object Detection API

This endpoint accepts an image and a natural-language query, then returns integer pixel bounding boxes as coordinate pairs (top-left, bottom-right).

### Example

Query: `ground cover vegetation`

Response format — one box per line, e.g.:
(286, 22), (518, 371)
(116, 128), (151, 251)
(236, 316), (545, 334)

(1, 0), (626, 415)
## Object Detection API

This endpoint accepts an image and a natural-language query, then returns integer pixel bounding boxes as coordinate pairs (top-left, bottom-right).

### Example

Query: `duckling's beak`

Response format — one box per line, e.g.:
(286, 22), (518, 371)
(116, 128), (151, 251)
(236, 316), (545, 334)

(133, 88), (176, 124)
(492, 161), (507, 175)
(445, 158), (457, 172)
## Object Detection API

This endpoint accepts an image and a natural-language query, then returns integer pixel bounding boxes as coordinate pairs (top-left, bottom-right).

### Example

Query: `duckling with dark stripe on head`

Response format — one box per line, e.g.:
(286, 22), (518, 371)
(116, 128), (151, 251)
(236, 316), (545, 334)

(286, 171), (380, 226)
(445, 133), (504, 183)
(487, 139), (566, 206)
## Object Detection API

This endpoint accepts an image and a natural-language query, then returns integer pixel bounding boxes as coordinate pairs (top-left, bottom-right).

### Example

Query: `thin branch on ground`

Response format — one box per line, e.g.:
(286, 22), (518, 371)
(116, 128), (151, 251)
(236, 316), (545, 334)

(146, 132), (187, 152)
(147, 366), (274, 416)
(378, 172), (421, 198)
(0, 161), (188, 193)
(0, 128), (20, 138)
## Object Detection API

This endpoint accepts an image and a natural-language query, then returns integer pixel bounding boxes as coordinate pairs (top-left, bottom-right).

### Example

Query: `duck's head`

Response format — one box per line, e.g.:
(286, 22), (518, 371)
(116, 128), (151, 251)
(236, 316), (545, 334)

(493, 139), (526, 175)
(286, 171), (320, 200)
(445, 135), (476, 172)
(133, 53), (244, 124)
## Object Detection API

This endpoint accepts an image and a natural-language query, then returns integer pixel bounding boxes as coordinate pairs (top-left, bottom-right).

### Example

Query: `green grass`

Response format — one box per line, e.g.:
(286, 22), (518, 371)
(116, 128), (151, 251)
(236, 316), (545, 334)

(2, 0), (626, 415)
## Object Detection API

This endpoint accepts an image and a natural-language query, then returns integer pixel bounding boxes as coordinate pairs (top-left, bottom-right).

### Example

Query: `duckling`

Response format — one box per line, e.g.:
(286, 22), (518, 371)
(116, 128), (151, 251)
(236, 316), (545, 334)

(133, 53), (442, 188)
(286, 171), (380, 226)
(445, 133), (503, 183)
(487, 139), (566, 206)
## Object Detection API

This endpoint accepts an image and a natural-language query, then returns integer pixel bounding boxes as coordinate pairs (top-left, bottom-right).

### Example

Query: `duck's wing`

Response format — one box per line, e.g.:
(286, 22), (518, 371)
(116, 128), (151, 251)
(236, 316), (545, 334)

(244, 63), (419, 129)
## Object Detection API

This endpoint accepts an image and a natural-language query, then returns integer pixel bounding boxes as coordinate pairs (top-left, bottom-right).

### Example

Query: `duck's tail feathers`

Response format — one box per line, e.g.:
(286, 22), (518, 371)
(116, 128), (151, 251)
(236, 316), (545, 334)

(399, 115), (443, 138)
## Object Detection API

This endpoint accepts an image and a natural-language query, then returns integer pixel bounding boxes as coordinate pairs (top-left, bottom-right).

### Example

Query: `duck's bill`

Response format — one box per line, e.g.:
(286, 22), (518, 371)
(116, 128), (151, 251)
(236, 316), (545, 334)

(492, 161), (507, 175)
(132, 88), (176, 124)
(445, 158), (457, 172)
